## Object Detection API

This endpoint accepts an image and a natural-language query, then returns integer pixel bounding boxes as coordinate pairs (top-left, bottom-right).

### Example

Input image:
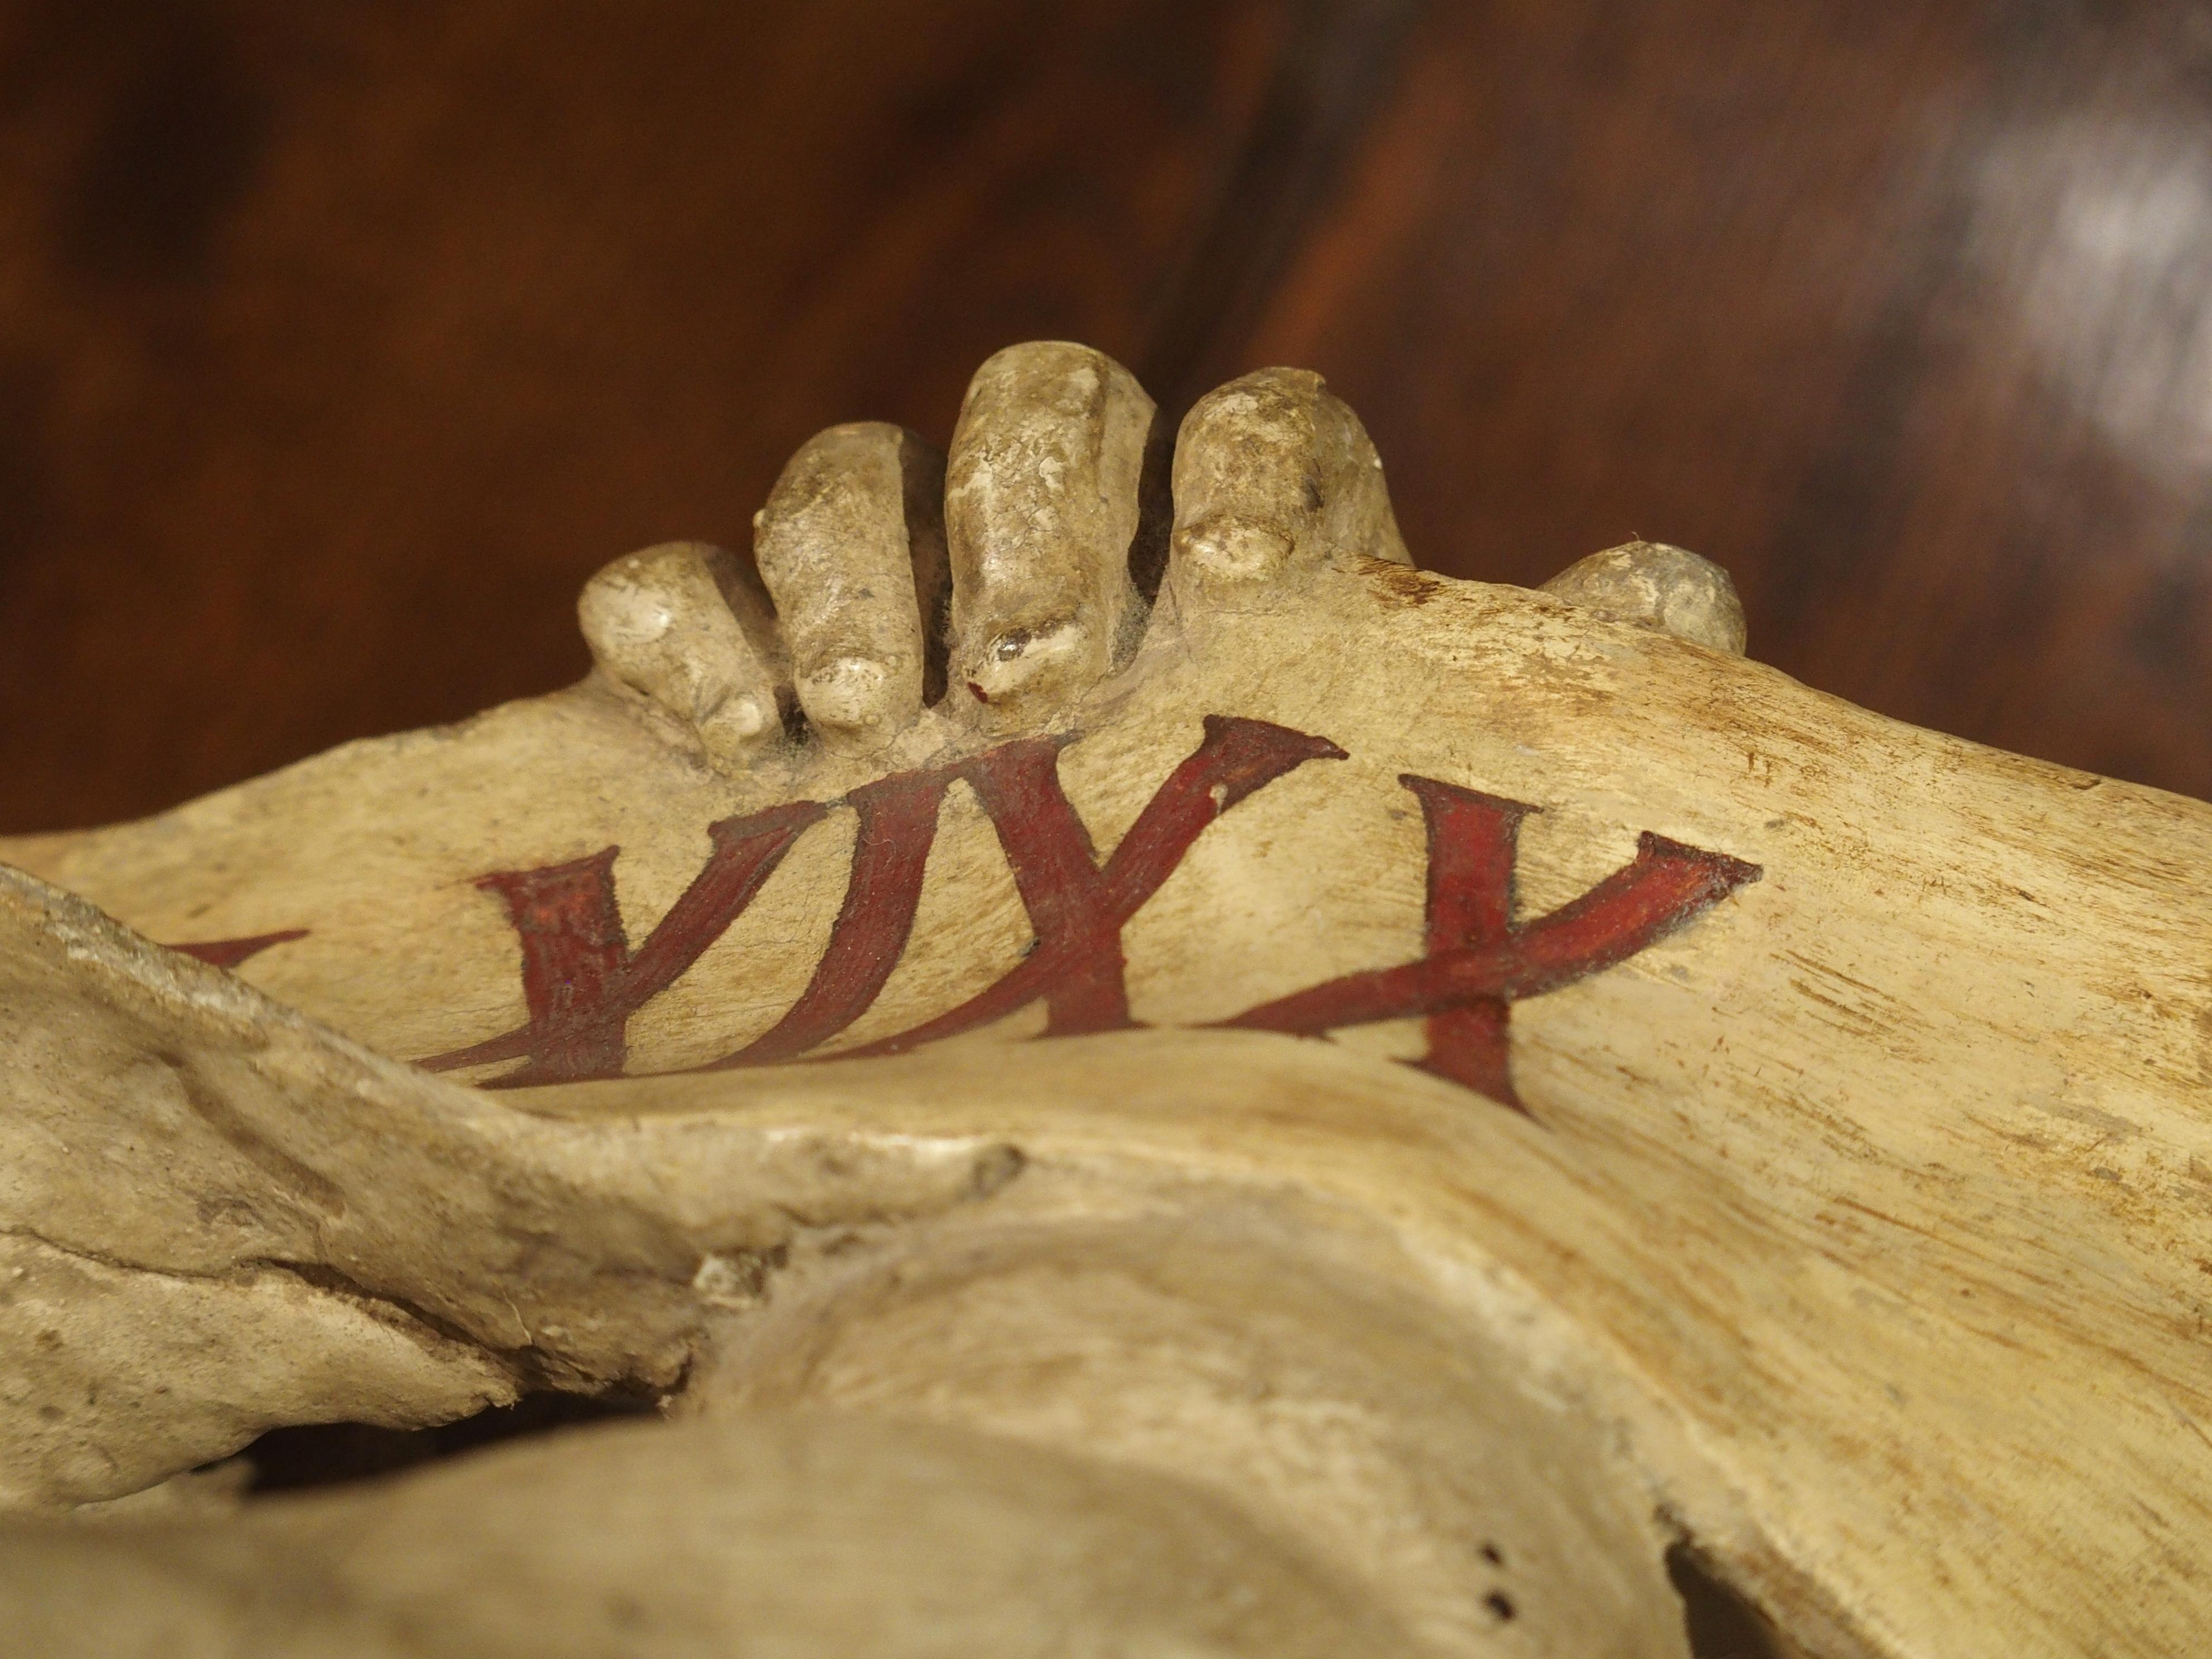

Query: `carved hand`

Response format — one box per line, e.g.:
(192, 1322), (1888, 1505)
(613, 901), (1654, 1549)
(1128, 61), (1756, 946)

(579, 341), (1738, 766)
(8, 339), (2194, 1659)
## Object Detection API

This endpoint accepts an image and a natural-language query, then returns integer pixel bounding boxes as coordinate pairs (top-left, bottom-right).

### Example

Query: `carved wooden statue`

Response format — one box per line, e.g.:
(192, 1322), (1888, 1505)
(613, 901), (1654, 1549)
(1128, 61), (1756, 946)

(2, 342), (2205, 1657)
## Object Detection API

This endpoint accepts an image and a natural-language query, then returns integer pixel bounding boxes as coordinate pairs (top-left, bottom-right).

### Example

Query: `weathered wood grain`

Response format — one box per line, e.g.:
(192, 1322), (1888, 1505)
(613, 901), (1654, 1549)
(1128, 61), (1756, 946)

(6, 550), (2208, 1653)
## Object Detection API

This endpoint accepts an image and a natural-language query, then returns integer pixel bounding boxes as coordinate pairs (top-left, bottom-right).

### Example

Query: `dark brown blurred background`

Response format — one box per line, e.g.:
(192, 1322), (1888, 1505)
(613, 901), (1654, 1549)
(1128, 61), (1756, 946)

(6, 0), (2212, 832)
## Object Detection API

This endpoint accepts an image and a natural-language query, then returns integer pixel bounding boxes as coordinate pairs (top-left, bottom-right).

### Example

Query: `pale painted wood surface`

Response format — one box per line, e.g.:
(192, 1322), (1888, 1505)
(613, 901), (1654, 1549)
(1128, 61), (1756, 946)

(6, 555), (2209, 1654)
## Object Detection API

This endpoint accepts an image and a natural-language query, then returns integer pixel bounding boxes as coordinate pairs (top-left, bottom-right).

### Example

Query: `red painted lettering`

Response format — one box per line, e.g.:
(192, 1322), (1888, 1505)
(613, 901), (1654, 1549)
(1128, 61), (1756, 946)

(417, 727), (1754, 1099)
(828, 716), (1345, 1059)
(423, 801), (824, 1085)
(426, 718), (1339, 1084)
(696, 762), (962, 1068)
(1223, 773), (1760, 1114)
(172, 929), (309, 969)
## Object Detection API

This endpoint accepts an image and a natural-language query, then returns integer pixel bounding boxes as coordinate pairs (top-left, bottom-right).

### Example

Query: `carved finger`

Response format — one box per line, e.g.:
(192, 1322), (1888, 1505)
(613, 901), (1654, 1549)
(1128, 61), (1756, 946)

(753, 423), (948, 755)
(1169, 367), (1410, 603)
(944, 341), (1166, 725)
(578, 541), (788, 765)
(1541, 540), (1748, 655)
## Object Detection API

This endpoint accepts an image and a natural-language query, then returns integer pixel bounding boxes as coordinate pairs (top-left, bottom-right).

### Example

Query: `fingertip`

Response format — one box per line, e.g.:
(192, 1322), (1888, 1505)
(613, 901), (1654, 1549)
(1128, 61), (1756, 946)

(578, 541), (789, 767)
(797, 654), (896, 734)
(754, 422), (938, 754)
(1172, 517), (1296, 585)
(945, 342), (1156, 726)
(694, 685), (783, 762)
(1168, 368), (1410, 607)
(1541, 541), (1749, 656)
(955, 615), (1092, 717)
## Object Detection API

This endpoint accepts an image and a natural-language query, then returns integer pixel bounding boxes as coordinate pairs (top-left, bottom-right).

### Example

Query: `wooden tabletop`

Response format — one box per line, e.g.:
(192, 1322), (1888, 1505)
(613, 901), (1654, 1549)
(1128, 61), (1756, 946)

(3, 0), (2208, 828)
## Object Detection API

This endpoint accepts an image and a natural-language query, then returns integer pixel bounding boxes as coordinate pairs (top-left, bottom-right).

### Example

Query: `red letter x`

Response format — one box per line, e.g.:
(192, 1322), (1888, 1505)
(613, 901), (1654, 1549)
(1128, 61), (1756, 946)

(1223, 775), (1760, 1115)
(821, 716), (1345, 1061)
